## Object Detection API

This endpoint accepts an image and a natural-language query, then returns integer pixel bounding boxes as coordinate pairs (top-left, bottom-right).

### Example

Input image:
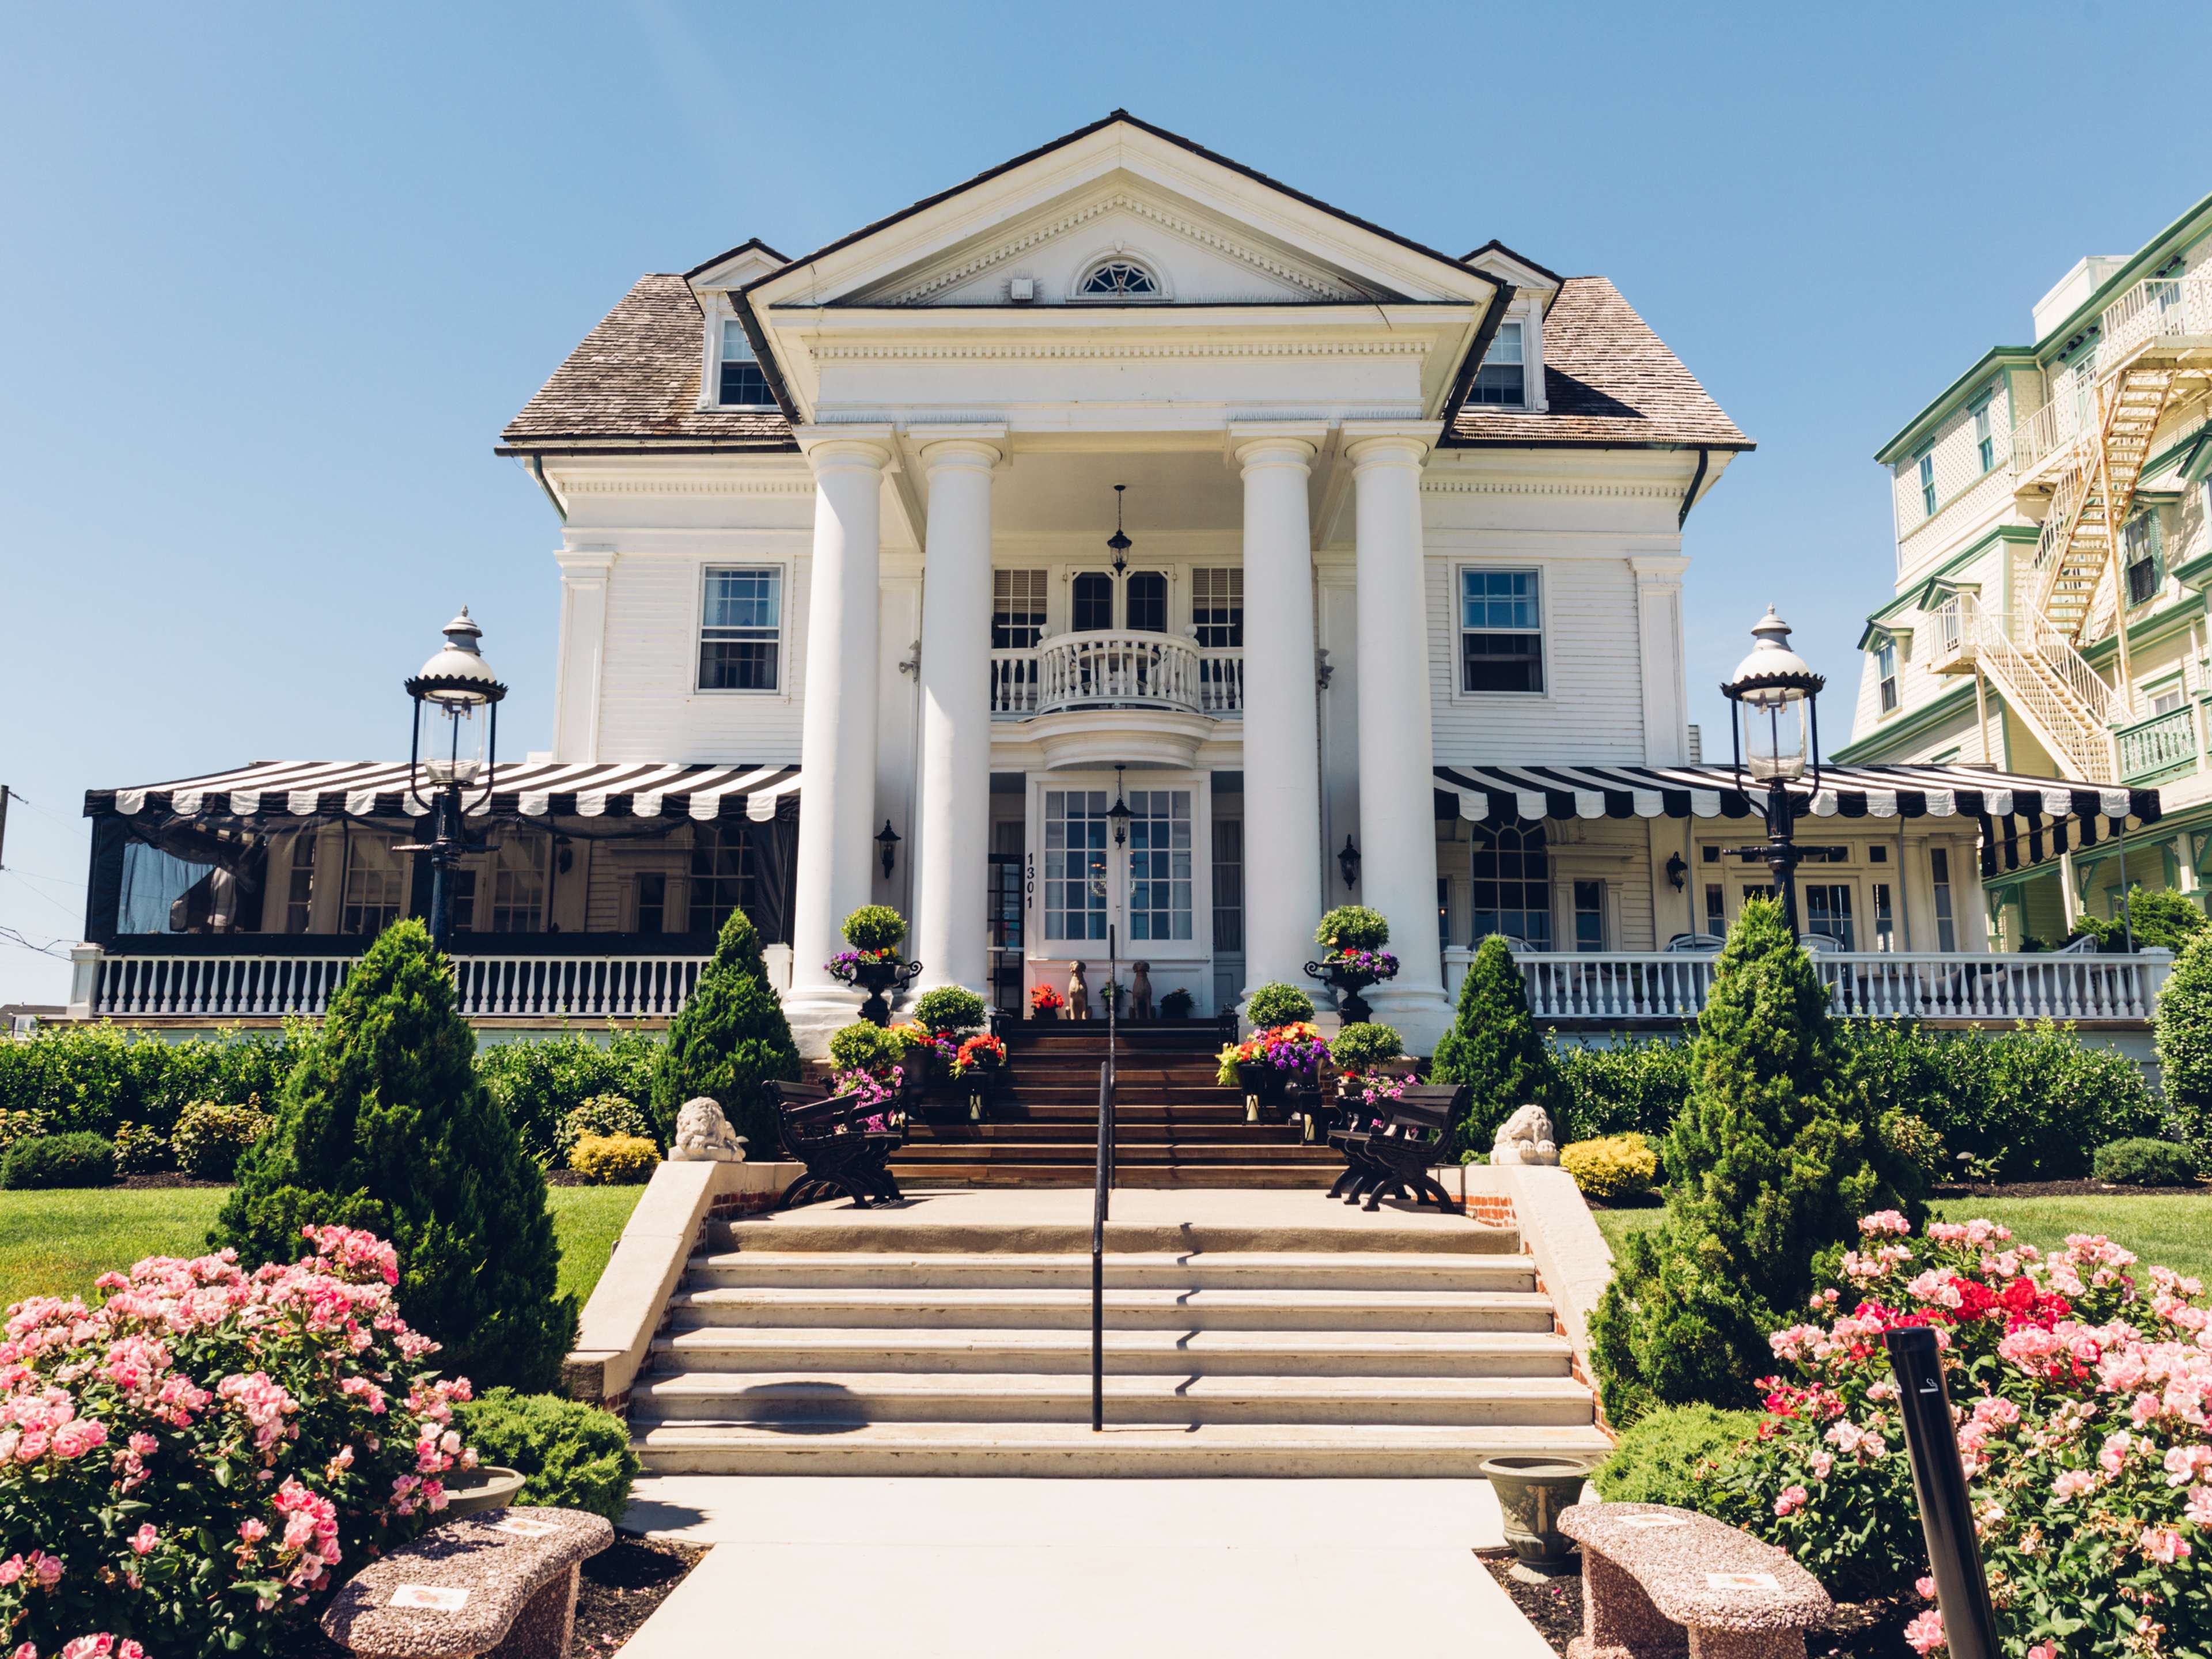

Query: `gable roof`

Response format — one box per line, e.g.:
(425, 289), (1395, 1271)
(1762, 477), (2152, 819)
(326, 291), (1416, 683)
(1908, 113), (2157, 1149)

(1445, 277), (1752, 450)
(499, 274), (797, 452)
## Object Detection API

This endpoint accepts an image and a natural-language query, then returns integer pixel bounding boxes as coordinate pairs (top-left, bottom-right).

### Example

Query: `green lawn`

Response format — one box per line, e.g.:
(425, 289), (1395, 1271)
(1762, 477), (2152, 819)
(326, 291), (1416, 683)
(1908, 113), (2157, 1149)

(0, 1183), (642, 1311)
(1591, 1192), (2212, 1283)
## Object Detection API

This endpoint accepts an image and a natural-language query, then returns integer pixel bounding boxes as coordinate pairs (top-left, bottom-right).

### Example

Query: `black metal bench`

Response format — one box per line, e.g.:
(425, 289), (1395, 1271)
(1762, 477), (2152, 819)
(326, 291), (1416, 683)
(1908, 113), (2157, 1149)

(767, 1080), (906, 1210)
(1326, 1082), (1465, 1212)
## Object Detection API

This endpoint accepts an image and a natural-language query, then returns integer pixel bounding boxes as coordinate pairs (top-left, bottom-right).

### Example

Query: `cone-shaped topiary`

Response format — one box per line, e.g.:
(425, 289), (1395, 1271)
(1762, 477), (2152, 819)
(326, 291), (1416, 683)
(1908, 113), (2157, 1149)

(2156, 930), (2212, 1165)
(213, 919), (575, 1393)
(651, 907), (801, 1151)
(1589, 897), (1923, 1422)
(1430, 935), (1555, 1153)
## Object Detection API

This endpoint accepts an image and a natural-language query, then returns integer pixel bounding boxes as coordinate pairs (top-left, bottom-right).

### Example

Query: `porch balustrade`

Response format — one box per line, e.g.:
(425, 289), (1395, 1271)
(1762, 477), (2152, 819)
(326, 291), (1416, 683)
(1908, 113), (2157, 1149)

(88, 950), (713, 1022)
(2115, 703), (2203, 782)
(1443, 947), (2175, 1025)
(988, 630), (1244, 717)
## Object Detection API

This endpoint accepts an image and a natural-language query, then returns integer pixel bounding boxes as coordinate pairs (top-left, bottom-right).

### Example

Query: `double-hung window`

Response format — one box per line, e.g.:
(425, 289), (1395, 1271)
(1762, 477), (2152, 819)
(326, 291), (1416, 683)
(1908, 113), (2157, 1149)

(993, 570), (1046, 649)
(2123, 512), (2160, 607)
(1471, 320), (1525, 407)
(2150, 679), (2188, 717)
(1460, 569), (1544, 693)
(698, 567), (782, 691)
(1876, 637), (1899, 714)
(1972, 399), (1995, 473)
(1917, 449), (1937, 518)
(717, 319), (772, 407)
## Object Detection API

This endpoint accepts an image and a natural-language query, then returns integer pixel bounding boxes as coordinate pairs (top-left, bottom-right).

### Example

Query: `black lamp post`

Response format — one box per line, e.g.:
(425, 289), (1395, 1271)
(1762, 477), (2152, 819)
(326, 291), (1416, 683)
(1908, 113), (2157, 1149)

(403, 608), (506, 953)
(1721, 607), (1828, 942)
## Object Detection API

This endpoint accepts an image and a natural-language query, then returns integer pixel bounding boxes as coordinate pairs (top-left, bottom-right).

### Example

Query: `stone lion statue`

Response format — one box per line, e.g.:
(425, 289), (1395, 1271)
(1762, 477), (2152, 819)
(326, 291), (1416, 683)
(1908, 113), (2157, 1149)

(671, 1097), (747, 1162)
(1490, 1103), (1559, 1166)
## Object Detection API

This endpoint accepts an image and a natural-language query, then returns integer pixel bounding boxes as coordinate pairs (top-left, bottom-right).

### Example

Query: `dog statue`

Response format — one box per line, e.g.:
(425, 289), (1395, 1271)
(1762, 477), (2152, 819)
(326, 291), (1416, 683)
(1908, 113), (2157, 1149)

(671, 1097), (747, 1162)
(1066, 961), (1092, 1021)
(1490, 1103), (1559, 1166)
(1129, 961), (1154, 1021)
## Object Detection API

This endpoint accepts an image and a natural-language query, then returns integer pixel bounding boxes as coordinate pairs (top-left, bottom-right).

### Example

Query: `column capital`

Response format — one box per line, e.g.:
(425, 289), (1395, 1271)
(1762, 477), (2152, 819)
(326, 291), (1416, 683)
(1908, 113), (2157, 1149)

(918, 426), (1007, 472)
(554, 546), (618, 577)
(1628, 554), (1691, 584)
(1229, 421), (1327, 471)
(794, 425), (896, 471)
(1343, 420), (1444, 469)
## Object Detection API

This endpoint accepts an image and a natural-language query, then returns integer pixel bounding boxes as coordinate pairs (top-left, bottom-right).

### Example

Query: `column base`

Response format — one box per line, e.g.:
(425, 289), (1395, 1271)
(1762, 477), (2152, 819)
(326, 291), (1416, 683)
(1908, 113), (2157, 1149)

(781, 984), (868, 1061)
(1359, 983), (1455, 1057)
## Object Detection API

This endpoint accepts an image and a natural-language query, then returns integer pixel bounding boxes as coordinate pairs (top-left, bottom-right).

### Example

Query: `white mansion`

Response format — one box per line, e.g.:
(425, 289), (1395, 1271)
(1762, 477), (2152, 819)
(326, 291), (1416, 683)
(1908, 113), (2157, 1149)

(70, 115), (2168, 1050)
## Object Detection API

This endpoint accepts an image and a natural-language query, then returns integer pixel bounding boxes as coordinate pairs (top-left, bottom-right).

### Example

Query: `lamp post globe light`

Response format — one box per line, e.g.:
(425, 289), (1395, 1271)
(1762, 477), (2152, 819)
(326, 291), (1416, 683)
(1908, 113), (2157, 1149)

(403, 607), (507, 952)
(1721, 607), (1827, 942)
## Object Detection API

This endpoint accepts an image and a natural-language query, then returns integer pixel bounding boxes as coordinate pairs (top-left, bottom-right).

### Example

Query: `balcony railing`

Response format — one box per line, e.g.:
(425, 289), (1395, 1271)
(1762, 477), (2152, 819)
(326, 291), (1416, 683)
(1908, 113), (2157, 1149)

(86, 951), (714, 1022)
(2116, 703), (2203, 782)
(990, 630), (1243, 718)
(1444, 948), (2175, 1025)
(2012, 276), (2212, 476)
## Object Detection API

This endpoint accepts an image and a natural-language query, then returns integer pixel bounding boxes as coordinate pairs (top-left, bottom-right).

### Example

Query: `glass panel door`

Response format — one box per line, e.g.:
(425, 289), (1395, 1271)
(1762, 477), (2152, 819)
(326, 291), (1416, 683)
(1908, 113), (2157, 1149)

(1043, 790), (1109, 941)
(1127, 790), (1193, 941)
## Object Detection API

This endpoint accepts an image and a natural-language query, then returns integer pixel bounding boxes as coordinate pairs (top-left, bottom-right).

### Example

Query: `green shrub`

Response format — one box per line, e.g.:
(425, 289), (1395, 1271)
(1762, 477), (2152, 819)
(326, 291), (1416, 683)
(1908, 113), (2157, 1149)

(569, 1132), (659, 1184)
(841, 905), (908, 952)
(110, 1119), (169, 1176)
(1431, 936), (1556, 1153)
(1329, 1021), (1403, 1073)
(912, 984), (988, 1035)
(1922, 1019), (2157, 1180)
(828, 1021), (903, 1075)
(2159, 930), (2212, 1167)
(1559, 1133), (1659, 1202)
(1315, 905), (1391, 952)
(1551, 1036), (1692, 1141)
(650, 909), (801, 1152)
(1244, 983), (1316, 1027)
(454, 1388), (642, 1525)
(215, 919), (575, 1393)
(555, 1093), (652, 1164)
(2, 1131), (118, 1190)
(2070, 885), (2209, 952)
(0, 1107), (44, 1154)
(1590, 899), (1922, 1423)
(0, 1020), (317, 1140)
(478, 1028), (661, 1165)
(1879, 1111), (1948, 1187)
(171, 1095), (275, 1180)
(1159, 988), (1195, 1020)
(1593, 1402), (1763, 1511)
(2092, 1136), (2198, 1187)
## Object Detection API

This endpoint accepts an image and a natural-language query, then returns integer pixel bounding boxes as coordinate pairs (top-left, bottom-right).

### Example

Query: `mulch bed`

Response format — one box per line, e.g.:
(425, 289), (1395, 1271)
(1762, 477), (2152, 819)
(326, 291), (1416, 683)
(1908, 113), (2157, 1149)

(1932, 1179), (2208, 1199)
(1476, 1552), (1914, 1658)
(119, 1172), (226, 1190)
(273, 1534), (705, 1657)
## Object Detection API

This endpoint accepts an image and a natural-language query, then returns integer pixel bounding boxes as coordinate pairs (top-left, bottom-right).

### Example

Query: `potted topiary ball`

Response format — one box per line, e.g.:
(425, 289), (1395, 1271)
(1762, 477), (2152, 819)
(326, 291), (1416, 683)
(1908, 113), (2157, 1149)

(1307, 906), (1400, 1022)
(827, 905), (921, 1025)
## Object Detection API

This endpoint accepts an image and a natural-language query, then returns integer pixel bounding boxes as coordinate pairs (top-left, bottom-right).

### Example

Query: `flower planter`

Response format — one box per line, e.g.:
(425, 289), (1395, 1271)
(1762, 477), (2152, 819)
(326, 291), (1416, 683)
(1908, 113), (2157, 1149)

(1033, 1007), (1058, 1023)
(829, 955), (922, 1025)
(438, 1464), (528, 1521)
(1479, 1456), (1593, 1571)
(1305, 950), (1400, 1024)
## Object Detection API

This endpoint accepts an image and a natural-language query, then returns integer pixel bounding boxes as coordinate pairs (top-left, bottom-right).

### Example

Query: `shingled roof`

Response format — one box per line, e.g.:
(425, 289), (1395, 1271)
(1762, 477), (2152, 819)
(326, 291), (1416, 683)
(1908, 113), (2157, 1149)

(499, 270), (1749, 454)
(1447, 276), (1751, 450)
(499, 274), (797, 452)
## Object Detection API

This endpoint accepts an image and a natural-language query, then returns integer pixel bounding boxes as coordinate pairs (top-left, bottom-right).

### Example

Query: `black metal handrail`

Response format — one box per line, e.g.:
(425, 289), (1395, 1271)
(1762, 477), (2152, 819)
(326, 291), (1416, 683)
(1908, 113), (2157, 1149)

(1091, 924), (1118, 1433)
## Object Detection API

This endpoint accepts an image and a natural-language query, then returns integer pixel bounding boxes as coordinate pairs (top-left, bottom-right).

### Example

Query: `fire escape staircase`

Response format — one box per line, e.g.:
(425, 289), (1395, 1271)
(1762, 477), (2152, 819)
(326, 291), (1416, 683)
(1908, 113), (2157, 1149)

(1940, 593), (2120, 782)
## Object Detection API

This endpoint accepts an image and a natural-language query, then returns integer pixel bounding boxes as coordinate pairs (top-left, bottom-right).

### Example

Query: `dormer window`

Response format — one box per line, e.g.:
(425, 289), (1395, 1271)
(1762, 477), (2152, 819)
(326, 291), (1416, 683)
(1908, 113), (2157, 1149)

(1471, 320), (1525, 407)
(718, 318), (772, 407)
(1077, 259), (1160, 298)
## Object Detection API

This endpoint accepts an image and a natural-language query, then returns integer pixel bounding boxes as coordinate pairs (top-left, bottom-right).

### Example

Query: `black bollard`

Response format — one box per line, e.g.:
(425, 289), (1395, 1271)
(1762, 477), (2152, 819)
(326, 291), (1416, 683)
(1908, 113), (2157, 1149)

(1884, 1326), (2001, 1659)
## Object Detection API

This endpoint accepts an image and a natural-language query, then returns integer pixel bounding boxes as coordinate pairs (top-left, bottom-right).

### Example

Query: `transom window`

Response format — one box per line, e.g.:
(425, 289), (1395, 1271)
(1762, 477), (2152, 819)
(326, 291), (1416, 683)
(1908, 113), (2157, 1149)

(718, 319), (772, 407)
(699, 566), (782, 691)
(1471, 320), (1525, 407)
(1126, 790), (1194, 942)
(1078, 260), (1160, 298)
(1043, 790), (1111, 941)
(1470, 821), (1551, 950)
(993, 569), (1047, 649)
(1460, 569), (1544, 694)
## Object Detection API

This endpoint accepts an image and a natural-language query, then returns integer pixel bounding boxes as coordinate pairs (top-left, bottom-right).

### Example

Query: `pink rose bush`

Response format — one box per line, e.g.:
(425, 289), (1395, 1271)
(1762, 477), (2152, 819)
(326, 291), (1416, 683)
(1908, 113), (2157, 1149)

(1709, 1211), (2212, 1656)
(0, 1226), (473, 1658)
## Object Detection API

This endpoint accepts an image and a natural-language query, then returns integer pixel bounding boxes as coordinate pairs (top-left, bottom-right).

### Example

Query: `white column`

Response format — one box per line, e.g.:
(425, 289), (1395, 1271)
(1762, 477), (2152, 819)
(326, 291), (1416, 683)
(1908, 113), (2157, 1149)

(551, 549), (615, 763)
(785, 430), (893, 1051)
(912, 430), (1003, 996)
(1346, 424), (1451, 1049)
(1630, 555), (1690, 765)
(1234, 426), (1328, 1009)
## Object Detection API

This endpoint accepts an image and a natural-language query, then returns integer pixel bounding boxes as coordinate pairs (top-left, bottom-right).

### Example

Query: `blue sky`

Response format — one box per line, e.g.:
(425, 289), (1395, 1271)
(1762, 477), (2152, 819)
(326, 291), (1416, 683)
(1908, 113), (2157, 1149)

(7, 1), (2212, 1002)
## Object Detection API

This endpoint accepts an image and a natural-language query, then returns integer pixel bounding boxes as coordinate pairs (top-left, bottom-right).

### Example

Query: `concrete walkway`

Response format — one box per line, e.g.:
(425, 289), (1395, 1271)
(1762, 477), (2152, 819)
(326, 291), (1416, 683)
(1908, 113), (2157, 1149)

(616, 1475), (1556, 1658)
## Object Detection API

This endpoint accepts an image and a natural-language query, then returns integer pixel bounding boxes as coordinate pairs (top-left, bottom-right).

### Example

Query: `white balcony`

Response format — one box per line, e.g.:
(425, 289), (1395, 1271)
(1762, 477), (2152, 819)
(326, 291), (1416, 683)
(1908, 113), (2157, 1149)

(991, 630), (1244, 718)
(2012, 275), (2212, 480)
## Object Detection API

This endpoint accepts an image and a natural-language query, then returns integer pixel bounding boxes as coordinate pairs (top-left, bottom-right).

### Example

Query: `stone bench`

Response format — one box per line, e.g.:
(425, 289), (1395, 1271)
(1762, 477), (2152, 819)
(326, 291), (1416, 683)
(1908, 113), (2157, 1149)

(321, 1507), (613, 1659)
(1558, 1502), (1833, 1659)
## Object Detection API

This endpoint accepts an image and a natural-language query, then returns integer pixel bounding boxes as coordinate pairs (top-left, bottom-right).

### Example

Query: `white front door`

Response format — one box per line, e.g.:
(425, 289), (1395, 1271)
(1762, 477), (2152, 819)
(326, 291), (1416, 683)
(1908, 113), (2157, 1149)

(1030, 774), (1213, 1008)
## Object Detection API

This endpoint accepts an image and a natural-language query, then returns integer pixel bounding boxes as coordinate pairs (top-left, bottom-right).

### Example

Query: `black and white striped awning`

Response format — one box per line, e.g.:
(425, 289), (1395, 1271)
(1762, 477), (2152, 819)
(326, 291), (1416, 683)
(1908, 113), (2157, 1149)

(84, 760), (803, 823)
(1433, 763), (2161, 828)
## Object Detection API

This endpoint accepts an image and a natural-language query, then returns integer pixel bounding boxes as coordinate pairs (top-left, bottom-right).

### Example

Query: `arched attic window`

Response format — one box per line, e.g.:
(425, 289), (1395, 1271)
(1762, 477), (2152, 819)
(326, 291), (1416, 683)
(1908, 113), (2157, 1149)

(1077, 259), (1162, 298)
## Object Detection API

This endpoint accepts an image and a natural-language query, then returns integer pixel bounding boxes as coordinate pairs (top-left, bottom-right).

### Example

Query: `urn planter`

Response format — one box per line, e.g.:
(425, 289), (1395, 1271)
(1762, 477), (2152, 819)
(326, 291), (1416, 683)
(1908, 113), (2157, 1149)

(438, 1465), (528, 1521)
(1479, 1456), (1593, 1572)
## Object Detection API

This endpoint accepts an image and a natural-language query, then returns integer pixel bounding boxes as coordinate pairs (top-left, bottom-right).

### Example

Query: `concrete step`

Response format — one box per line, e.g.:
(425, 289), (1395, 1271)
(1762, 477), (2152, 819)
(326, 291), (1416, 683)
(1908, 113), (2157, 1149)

(636, 1369), (1592, 1426)
(881, 1164), (1343, 1189)
(897, 1123), (1312, 1143)
(891, 1143), (1339, 1165)
(668, 1283), (1555, 1332)
(683, 1249), (1541, 1294)
(704, 1212), (1517, 1256)
(629, 1418), (1615, 1476)
(652, 1324), (1564, 1375)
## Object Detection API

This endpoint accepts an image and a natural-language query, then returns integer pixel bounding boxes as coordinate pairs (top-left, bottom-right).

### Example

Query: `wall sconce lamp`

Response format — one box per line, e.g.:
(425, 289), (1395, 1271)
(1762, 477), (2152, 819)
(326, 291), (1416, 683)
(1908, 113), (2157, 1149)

(1338, 835), (1362, 890)
(1107, 764), (1132, 849)
(875, 819), (902, 879)
(1665, 851), (1687, 891)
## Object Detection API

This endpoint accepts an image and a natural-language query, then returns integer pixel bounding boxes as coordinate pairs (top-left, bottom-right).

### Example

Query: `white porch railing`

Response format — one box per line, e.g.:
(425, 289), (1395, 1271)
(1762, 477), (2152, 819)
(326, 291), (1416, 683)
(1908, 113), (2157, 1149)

(87, 952), (715, 1021)
(2011, 276), (2212, 476)
(990, 631), (1243, 717)
(1442, 948), (2174, 1024)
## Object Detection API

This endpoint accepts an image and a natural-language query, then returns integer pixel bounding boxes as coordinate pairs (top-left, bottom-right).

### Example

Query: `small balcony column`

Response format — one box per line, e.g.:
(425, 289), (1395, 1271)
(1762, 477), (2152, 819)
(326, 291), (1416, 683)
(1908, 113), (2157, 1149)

(912, 431), (1003, 998)
(1234, 426), (1328, 1008)
(1346, 425), (1451, 1049)
(786, 429), (893, 1048)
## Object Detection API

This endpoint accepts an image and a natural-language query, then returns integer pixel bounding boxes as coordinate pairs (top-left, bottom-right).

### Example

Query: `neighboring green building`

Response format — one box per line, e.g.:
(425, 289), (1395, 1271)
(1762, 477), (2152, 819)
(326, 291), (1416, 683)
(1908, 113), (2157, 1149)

(1840, 189), (2212, 946)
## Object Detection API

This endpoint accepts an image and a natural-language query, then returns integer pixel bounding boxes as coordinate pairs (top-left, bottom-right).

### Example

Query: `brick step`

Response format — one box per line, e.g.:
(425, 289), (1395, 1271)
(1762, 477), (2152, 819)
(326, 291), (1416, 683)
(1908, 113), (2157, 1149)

(891, 1143), (1341, 1165)
(881, 1164), (1340, 1188)
(896, 1124), (1315, 1145)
